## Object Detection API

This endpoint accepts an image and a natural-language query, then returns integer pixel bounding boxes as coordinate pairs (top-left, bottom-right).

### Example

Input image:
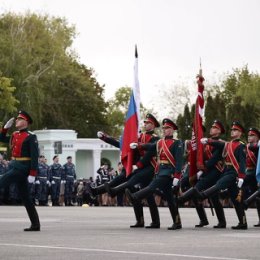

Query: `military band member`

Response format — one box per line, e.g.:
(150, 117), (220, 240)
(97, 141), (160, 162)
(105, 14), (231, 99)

(200, 121), (247, 229)
(0, 110), (40, 231)
(126, 118), (183, 230)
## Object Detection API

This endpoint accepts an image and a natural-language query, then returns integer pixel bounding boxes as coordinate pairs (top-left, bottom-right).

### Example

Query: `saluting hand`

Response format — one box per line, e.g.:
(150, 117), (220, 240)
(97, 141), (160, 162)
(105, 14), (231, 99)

(130, 143), (138, 149)
(200, 138), (208, 144)
(4, 117), (15, 129)
(97, 131), (104, 138)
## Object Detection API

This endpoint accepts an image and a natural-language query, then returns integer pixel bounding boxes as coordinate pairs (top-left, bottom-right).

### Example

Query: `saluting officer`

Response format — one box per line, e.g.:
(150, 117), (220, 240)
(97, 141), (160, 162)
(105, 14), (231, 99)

(126, 118), (183, 230)
(0, 110), (40, 231)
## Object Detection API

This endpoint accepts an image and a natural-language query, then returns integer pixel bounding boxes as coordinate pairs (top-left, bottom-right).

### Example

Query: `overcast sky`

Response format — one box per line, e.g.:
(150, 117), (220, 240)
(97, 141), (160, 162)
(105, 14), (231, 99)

(1, 0), (260, 112)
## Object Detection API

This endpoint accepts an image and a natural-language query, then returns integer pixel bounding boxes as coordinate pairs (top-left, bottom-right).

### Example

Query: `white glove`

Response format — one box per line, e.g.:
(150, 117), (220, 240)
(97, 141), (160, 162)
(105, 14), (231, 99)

(63, 180), (66, 184)
(35, 180), (40, 185)
(200, 138), (208, 144)
(46, 180), (50, 185)
(28, 175), (35, 183)
(132, 165), (138, 171)
(4, 117), (15, 129)
(130, 142), (138, 149)
(258, 140), (260, 147)
(196, 170), (203, 180)
(237, 178), (244, 188)
(97, 131), (104, 138)
(51, 180), (55, 185)
(74, 180), (77, 183)
(172, 178), (179, 187)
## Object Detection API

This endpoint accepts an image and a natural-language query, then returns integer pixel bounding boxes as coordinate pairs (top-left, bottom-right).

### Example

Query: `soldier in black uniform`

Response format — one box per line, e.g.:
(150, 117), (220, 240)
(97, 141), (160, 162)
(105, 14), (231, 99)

(199, 121), (247, 229)
(178, 120), (226, 228)
(0, 110), (40, 231)
(126, 118), (183, 230)
(105, 114), (161, 228)
(64, 156), (77, 206)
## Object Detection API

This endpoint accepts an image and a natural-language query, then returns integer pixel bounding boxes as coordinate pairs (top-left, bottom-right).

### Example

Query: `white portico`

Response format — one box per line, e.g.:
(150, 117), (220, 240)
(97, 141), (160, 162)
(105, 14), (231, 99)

(34, 129), (120, 179)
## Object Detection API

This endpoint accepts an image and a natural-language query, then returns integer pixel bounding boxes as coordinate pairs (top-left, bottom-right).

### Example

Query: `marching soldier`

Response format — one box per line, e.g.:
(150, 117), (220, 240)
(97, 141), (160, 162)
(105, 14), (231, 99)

(243, 128), (260, 226)
(126, 118), (183, 230)
(0, 110), (40, 231)
(105, 113), (161, 228)
(200, 121), (247, 229)
(64, 156), (77, 206)
(179, 120), (226, 228)
(35, 155), (49, 206)
(49, 155), (64, 206)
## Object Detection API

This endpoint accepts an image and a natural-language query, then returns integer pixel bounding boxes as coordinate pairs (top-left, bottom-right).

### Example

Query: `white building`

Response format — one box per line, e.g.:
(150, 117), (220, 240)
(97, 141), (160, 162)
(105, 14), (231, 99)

(34, 129), (120, 179)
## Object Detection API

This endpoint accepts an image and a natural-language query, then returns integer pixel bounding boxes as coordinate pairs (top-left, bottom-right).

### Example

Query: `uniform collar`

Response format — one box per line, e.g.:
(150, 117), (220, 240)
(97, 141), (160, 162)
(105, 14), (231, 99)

(145, 130), (154, 135)
(164, 135), (173, 140)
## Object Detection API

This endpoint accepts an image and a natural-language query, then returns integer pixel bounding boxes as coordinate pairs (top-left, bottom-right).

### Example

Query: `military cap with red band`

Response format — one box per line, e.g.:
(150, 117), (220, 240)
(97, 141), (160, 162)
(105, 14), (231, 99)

(17, 110), (33, 124)
(231, 121), (245, 133)
(248, 127), (260, 138)
(212, 119), (225, 134)
(144, 113), (160, 128)
(162, 118), (178, 130)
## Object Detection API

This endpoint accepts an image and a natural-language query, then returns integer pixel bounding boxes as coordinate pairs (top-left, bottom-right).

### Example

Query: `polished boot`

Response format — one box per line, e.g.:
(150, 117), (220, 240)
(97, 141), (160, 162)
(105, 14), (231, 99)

(244, 189), (260, 209)
(194, 199), (209, 227)
(130, 203), (144, 228)
(106, 182), (128, 198)
(201, 185), (219, 200)
(212, 195), (226, 228)
(254, 199), (260, 227)
(178, 187), (196, 204)
(126, 186), (152, 205)
(232, 202), (247, 230)
(24, 204), (40, 231)
(168, 204), (182, 230)
(146, 199), (160, 229)
(92, 184), (106, 196)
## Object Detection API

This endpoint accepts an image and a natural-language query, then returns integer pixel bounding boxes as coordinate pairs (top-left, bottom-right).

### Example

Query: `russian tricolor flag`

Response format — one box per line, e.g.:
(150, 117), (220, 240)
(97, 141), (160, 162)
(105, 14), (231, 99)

(121, 46), (140, 176)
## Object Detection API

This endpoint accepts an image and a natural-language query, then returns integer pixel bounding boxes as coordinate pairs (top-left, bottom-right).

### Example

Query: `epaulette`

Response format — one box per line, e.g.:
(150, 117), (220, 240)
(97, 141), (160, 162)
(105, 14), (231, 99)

(28, 131), (36, 135)
(239, 140), (245, 145)
(152, 133), (158, 137)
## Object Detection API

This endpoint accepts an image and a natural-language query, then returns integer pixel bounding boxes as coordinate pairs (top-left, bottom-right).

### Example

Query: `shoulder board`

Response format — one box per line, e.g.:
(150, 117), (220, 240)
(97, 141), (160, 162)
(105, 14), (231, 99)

(28, 131), (36, 135)
(239, 141), (245, 145)
(152, 134), (158, 137)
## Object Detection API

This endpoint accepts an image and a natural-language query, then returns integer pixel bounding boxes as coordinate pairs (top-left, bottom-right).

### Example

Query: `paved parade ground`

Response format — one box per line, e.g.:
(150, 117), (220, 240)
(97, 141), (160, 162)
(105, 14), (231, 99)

(0, 206), (260, 260)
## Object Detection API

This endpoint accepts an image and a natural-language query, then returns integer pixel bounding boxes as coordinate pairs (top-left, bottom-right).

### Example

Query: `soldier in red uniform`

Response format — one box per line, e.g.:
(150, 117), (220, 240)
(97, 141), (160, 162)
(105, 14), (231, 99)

(0, 111), (40, 231)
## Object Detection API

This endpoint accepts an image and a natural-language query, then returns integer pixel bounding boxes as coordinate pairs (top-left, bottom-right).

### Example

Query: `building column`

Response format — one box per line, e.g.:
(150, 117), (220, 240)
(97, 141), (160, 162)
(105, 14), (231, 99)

(92, 149), (101, 179)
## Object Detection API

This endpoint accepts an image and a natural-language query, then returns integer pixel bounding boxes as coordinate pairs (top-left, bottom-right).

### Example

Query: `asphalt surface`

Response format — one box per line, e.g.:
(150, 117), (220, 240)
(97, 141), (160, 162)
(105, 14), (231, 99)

(0, 206), (259, 260)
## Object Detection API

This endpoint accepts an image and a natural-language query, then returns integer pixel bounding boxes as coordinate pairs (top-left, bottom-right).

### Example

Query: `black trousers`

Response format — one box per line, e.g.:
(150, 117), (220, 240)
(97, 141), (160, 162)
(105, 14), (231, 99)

(0, 162), (40, 227)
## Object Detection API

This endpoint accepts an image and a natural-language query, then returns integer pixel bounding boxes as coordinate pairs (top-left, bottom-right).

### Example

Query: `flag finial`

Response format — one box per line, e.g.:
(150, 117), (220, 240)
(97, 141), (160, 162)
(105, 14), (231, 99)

(199, 57), (202, 77)
(135, 44), (138, 58)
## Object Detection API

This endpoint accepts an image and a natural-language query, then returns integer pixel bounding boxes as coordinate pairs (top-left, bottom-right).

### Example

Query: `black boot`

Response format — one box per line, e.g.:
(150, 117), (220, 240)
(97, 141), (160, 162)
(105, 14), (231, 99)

(126, 187), (152, 205)
(232, 202), (247, 230)
(24, 204), (40, 231)
(130, 203), (144, 228)
(201, 185), (219, 200)
(244, 189), (260, 209)
(92, 184), (106, 196)
(106, 182), (128, 198)
(146, 196), (160, 229)
(194, 199), (209, 227)
(254, 198), (260, 227)
(212, 195), (226, 228)
(168, 204), (182, 230)
(178, 187), (196, 204)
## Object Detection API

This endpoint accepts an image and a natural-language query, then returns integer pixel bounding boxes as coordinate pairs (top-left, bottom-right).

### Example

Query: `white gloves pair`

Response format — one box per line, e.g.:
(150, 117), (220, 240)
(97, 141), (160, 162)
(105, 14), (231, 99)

(200, 138), (208, 144)
(4, 117), (15, 129)
(237, 178), (244, 188)
(172, 178), (179, 187)
(61, 180), (66, 184)
(97, 131), (104, 138)
(196, 170), (203, 180)
(35, 180), (40, 185)
(130, 143), (138, 149)
(27, 176), (35, 184)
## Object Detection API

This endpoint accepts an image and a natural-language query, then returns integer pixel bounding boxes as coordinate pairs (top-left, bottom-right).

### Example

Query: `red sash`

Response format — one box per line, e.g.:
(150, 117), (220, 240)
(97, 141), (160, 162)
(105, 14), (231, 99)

(224, 141), (240, 174)
(205, 145), (224, 173)
(246, 144), (257, 167)
(157, 139), (176, 167)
